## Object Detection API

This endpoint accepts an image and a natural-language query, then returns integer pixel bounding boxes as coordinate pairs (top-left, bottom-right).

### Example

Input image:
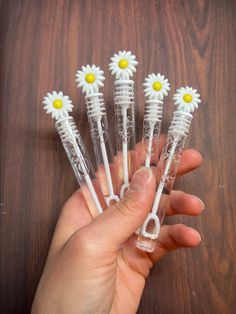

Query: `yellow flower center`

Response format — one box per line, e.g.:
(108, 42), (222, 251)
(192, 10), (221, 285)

(152, 81), (162, 91)
(53, 99), (63, 109)
(85, 73), (95, 84)
(118, 59), (129, 69)
(183, 94), (193, 103)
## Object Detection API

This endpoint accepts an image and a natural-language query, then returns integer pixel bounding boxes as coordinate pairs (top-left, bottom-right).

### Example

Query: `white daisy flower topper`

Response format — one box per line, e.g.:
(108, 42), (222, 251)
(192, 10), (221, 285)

(143, 73), (170, 100)
(109, 50), (138, 80)
(43, 91), (73, 120)
(173, 86), (201, 113)
(75, 65), (105, 96)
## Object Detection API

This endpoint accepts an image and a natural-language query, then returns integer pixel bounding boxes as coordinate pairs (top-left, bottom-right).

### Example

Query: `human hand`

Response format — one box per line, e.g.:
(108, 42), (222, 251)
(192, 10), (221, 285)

(32, 147), (204, 314)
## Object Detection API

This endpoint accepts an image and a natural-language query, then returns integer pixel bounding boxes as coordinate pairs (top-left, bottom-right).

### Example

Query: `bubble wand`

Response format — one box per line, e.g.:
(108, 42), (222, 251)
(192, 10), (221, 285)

(43, 91), (106, 216)
(109, 51), (138, 197)
(136, 86), (201, 252)
(143, 73), (170, 167)
(75, 65), (119, 205)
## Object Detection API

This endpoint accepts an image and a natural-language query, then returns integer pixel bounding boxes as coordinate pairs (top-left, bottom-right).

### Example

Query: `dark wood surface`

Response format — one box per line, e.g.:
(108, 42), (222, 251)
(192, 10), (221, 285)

(0, 0), (236, 313)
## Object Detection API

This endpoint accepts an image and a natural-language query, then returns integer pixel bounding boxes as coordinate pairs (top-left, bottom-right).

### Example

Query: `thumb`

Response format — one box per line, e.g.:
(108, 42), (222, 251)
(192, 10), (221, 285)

(86, 167), (156, 250)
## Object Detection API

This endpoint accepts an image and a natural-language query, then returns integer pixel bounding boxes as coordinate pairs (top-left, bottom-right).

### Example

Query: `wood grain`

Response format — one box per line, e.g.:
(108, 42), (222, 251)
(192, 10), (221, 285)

(0, 0), (236, 313)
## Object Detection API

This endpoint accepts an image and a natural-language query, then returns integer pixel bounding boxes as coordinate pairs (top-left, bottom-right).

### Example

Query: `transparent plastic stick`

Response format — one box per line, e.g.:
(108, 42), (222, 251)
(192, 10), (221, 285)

(114, 80), (136, 196)
(136, 86), (201, 252)
(142, 73), (170, 167)
(75, 65), (119, 205)
(43, 91), (106, 217)
(135, 74), (170, 236)
(109, 51), (138, 197)
(85, 93), (119, 205)
(143, 99), (163, 168)
(55, 117), (105, 216)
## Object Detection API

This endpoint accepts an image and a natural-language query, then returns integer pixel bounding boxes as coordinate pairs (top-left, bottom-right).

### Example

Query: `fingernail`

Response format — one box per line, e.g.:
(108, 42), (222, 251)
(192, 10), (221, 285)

(129, 167), (153, 192)
(193, 196), (205, 210)
(187, 227), (202, 242)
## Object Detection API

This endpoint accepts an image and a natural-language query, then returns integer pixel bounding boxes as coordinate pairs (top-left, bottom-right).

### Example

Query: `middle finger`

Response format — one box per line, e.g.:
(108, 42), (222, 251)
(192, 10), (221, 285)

(165, 190), (205, 217)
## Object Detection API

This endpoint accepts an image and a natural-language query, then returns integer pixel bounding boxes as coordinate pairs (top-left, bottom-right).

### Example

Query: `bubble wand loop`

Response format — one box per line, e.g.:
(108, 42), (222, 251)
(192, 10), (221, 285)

(109, 51), (138, 197)
(76, 65), (119, 205)
(136, 86), (201, 252)
(43, 91), (104, 216)
(143, 73), (170, 167)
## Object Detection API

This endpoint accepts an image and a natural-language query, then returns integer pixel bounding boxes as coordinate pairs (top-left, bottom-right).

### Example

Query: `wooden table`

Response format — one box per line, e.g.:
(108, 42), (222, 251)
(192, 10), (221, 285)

(0, 1), (235, 313)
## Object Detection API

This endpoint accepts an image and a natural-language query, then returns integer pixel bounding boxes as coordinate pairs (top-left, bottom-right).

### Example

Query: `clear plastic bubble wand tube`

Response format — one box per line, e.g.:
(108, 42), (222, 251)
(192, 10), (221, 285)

(75, 65), (119, 205)
(142, 73), (170, 167)
(109, 51), (138, 197)
(42, 91), (106, 217)
(136, 86), (201, 252)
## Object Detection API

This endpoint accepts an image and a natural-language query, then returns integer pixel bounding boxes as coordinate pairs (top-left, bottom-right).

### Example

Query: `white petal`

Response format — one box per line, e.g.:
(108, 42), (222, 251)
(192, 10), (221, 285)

(82, 65), (87, 72)
(126, 68), (133, 77)
(129, 64), (136, 72)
